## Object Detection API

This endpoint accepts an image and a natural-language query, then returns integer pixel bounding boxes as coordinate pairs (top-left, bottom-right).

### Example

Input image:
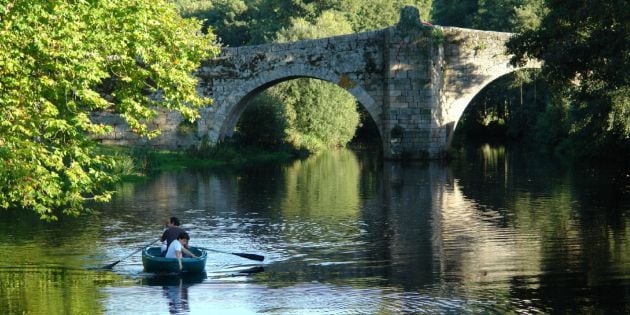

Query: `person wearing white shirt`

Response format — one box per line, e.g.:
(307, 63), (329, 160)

(165, 232), (196, 270)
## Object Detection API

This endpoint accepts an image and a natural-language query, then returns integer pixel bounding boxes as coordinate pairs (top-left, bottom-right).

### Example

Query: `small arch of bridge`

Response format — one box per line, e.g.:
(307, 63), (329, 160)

(441, 64), (542, 148)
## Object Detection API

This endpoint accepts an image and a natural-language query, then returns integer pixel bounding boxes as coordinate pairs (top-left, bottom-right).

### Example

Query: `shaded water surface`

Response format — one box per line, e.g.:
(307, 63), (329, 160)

(0, 146), (628, 314)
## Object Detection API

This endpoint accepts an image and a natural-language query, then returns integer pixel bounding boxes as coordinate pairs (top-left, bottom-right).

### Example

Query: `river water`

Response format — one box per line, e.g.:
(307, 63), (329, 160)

(0, 145), (628, 314)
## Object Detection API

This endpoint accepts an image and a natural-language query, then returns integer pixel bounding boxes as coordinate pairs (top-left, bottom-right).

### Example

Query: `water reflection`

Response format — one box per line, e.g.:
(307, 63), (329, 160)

(142, 273), (207, 314)
(164, 283), (189, 314)
(281, 149), (361, 218)
(0, 266), (119, 314)
(0, 147), (628, 313)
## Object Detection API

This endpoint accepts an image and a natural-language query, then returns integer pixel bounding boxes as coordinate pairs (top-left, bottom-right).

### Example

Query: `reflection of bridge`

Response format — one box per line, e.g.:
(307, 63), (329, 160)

(94, 7), (539, 159)
(382, 162), (542, 289)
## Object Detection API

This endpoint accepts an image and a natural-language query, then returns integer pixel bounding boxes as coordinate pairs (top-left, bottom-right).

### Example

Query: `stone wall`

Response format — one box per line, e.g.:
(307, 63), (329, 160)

(90, 109), (199, 149)
(382, 7), (435, 158)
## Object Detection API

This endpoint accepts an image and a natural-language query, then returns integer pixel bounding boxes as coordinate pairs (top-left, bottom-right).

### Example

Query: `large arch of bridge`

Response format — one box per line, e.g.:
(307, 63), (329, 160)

(217, 72), (382, 142)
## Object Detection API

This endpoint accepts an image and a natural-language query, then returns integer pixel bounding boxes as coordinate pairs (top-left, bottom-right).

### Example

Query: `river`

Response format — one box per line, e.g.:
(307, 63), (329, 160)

(0, 145), (628, 314)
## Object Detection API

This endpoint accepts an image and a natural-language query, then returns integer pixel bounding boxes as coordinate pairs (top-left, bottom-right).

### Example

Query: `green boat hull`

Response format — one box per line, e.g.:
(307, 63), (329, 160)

(142, 246), (207, 273)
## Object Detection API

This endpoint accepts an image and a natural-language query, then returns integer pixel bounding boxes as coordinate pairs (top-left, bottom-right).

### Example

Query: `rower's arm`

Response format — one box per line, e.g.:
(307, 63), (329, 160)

(176, 251), (183, 270)
(183, 246), (198, 258)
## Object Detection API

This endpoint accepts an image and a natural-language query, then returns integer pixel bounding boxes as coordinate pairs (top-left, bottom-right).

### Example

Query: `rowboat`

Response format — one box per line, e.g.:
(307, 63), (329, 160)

(142, 246), (207, 273)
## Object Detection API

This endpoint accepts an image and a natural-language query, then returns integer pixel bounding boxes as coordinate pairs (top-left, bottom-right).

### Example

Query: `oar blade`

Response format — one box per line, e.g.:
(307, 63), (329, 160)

(97, 238), (160, 270)
(196, 247), (265, 262)
(100, 260), (121, 270)
(232, 252), (265, 261)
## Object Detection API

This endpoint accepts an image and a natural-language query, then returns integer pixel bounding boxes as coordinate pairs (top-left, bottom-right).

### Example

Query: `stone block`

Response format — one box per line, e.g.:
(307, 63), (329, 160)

(390, 102), (409, 108)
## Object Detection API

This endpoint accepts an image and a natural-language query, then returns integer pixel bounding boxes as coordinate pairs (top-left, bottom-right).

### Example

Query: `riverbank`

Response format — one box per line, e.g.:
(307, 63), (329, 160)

(97, 144), (296, 181)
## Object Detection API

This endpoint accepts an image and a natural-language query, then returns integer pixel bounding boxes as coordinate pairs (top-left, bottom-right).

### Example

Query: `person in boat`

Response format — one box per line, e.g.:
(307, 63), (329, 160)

(165, 231), (197, 270)
(160, 217), (196, 258)
(161, 217), (183, 253)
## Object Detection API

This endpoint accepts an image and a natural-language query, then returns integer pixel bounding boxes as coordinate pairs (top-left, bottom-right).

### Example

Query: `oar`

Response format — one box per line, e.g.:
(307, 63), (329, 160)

(101, 238), (160, 270)
(197, 247), (264, 262)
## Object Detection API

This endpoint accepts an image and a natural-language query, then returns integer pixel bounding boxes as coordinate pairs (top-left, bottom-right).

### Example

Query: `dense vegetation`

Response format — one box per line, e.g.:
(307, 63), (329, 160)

(507, 0), (629, 159)
(0, 0), (219, 219)
(173, 0), (432, 46)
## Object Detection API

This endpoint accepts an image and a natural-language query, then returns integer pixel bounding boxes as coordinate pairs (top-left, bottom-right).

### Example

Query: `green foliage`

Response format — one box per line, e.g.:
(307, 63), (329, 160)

(532, 95), (570, 148)
(512, 0), (547, 31)
(235, 93), (287, 148)
(275, 10), (354, 42)
(473, 0), (523, 31)
(457, 70), (555, 145)
(172, 0), (433, 46)
(336, 0), (432, 32)
(431, 28), (446, 44)
(94, 145), (143, 180)
(169, 0), (213, 16)
(432, 0), (545, 32)
(431, 0), (478, 28)
(176, 0), (250, 46)
(274, 78), (360, 153)
(176, 0), (319, 46)
(0, 0), (219, 220)
(246, 0), (321, 44)
(508, 0), (630, 158)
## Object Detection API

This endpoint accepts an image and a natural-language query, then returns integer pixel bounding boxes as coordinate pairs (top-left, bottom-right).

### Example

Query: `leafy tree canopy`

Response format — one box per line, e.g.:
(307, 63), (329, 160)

(174, 0), (432, 46)
(507, 0), (629, 153)
(0, 0), (219, 219)
(333, 0), (432, 32)
(432, 0), (545, 32)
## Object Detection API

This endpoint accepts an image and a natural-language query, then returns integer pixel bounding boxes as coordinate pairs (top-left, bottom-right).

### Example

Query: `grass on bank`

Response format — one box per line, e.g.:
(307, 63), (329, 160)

(96, 143), (295, 180)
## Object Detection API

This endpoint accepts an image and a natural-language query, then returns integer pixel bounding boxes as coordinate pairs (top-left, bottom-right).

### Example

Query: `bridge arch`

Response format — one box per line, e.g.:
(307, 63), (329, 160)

(216, 70), (382, 142)
(431, 26), (542, 151)
(442, 65), (542, 148)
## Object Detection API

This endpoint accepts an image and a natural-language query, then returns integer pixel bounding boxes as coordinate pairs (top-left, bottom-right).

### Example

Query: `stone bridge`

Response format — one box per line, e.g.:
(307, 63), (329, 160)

(93, 7), (539, 159)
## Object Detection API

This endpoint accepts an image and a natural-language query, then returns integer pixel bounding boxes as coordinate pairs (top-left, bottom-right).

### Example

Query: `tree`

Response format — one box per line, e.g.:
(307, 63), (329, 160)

(272, 11), (360, 152)
(431, 0), (478, 28)
(174, 0), (433, 45)
(0, 0), (219, 219)
(235, 93), (287, 148)
(335, 0), (432, 32)
(432, 0), (544, 32)
(174, 0), (251, 46)
(507, 0), (629, 157)
(512, 0), (547, 32)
